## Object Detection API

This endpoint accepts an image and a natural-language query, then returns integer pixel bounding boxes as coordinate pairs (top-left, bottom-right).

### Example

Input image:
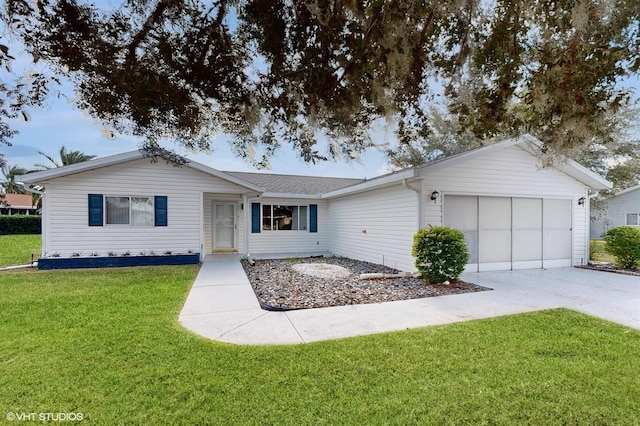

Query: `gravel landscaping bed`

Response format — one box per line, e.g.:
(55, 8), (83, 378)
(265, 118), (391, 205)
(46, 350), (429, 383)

(241, 256), (492, 310)
(577, 263), (640, 277)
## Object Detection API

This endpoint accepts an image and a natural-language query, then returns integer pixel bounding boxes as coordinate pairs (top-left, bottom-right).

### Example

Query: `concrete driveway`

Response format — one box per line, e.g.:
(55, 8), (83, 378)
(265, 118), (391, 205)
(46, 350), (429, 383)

(462, 267), (640, 331)
(179, 257), (640, 345)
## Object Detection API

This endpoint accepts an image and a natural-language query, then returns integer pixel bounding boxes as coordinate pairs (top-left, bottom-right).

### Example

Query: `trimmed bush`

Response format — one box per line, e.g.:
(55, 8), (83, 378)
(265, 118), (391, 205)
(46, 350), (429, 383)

(604, 226), (640, 269)
(412, 226), (469, 283)
(0, 215), (42, 235)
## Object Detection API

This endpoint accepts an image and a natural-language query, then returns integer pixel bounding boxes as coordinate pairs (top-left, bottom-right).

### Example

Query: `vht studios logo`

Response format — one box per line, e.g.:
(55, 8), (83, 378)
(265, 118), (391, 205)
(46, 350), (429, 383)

(6, 412), (84, 422)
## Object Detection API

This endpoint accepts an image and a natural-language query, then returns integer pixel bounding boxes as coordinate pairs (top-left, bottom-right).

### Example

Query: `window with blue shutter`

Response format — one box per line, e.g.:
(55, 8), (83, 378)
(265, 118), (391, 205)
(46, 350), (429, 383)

(88, 194), (103, 226)
(251, 203), (261, 233)
(154, 196), (168, 226)
(309, 204), (318, 233)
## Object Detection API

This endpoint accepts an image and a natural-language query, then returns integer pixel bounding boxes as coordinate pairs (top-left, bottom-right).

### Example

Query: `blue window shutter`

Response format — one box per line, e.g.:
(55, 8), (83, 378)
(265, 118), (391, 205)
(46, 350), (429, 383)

(251, 203), (261, 233)
(88, 194), (103, 226)
(310, 204), (318, 233)
(154, 196), (168, 226)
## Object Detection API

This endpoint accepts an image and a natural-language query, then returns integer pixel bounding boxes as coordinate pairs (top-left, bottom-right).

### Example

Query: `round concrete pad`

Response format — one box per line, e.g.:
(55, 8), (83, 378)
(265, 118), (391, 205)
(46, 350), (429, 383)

(291, 263), (351, 279)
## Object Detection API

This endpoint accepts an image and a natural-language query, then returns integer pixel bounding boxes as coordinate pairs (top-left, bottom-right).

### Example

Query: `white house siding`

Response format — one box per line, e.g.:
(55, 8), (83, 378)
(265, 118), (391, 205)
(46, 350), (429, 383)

(248, 198), (330, 257)
(328, 184), (419, 272)
(41, 159), (247, 258)
(421, 144), (590, 268)
(591, 189), (640, 239)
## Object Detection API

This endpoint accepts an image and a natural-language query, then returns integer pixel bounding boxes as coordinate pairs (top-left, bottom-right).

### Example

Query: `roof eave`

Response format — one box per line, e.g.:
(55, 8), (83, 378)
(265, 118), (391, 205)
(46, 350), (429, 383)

(15, 150), (265, 193)
(16, 150), (145, 184)
(322, 169), (417, 198)
(261, 193), (322, 199)
(611, 183), (640, 197)
(186, 162), (263, 192)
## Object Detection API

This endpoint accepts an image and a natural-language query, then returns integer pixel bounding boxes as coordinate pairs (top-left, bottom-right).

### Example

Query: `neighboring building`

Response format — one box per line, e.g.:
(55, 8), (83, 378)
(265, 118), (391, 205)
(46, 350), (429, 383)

(591, 184), (640, 240)
(0, 193), (39, 215)
(18, 134), (611, 272)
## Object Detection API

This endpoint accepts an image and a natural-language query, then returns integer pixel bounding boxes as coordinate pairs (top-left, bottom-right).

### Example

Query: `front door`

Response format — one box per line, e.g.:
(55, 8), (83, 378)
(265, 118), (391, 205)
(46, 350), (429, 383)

(214, 203), (235, 251)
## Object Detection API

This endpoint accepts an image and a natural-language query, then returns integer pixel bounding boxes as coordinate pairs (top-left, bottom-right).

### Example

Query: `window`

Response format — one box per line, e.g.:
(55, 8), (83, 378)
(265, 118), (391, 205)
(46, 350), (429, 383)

(626, 213), (639, 226)
(89, 194), (167, 227)
(105, 196), (154, 226)
(261, 205), (308, 231)
(106, 197), (130, 224)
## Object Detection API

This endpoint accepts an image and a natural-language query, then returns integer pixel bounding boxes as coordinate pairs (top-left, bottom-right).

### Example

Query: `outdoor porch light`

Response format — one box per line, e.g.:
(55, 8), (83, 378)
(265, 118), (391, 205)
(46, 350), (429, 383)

(578, 197), (586, 206)
(430, 190), (439, 202)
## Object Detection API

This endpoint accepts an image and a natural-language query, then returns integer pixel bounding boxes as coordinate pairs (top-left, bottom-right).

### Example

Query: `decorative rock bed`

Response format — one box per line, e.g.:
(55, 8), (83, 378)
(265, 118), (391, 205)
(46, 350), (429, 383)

(241, 256), (491, 311)
(577, 263), (640, 277)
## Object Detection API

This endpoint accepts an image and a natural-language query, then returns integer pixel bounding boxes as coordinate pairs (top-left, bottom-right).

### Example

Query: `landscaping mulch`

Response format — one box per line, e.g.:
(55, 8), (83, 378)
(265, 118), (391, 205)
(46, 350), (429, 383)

(241, 256), (491, 311)
(577, 263), (640, 277)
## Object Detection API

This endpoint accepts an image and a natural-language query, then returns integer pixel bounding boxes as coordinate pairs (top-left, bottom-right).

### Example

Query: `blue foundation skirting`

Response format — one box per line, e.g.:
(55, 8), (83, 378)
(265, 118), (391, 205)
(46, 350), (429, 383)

(38, 254), (200, 270)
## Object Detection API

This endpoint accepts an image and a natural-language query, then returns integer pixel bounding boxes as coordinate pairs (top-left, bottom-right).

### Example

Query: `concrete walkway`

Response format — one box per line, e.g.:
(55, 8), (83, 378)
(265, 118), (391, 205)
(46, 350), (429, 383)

(178, 256), (640, 345)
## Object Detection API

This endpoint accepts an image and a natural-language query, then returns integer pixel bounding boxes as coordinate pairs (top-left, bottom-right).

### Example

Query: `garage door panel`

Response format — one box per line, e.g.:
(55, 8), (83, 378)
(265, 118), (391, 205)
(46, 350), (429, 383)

(444, 195), (572, 271)
(443, 196), (478, 265)
(544, 199), (572, 228)
(513, 198), (542, 267)
(479, 230), (511, 263)
(513, 198), (542, 229)
(513, 229), (542, 261)
(479, 197), (511, 228)
(462, 230), (478, 264)
(444, 196), (477, 229)
(543, 199), (572, 263)
(543, 230), (572, 260)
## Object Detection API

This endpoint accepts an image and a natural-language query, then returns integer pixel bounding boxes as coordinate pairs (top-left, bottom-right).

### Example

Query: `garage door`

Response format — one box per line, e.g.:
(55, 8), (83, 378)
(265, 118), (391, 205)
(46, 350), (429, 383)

(444, 196), (572, 272)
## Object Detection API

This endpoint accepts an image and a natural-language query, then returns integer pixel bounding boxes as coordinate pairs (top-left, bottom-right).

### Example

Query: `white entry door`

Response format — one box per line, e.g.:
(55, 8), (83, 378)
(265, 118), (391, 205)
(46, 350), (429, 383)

(214, 203), (235, 250)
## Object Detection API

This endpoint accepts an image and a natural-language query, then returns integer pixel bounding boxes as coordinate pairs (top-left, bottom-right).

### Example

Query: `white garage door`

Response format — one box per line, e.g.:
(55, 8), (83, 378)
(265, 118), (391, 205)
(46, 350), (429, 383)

(444, 195), (572, 272)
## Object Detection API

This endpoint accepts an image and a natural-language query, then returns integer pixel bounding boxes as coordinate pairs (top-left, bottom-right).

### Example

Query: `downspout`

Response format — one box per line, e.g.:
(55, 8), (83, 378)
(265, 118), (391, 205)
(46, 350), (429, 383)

(403, 179), (423, 230)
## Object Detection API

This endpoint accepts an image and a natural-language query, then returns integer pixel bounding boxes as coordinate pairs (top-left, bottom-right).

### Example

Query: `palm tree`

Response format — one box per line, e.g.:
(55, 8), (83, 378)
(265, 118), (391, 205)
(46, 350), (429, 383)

(1, 164), (32, 194)
(35, 146), (96, 170)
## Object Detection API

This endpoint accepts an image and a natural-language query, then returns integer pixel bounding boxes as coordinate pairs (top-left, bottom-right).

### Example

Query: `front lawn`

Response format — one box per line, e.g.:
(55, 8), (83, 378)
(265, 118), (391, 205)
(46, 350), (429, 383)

(1, 266), (639, 424)
(0, 234), (41, 267)
(590, 239), (617, 263)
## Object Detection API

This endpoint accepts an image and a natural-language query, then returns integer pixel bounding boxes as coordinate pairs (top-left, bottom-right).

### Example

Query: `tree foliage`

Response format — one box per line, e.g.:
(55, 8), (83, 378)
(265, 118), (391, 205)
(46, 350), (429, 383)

(3, 0), (640, 166)
(34, 145), (96, 170)
(1, 164), (32, 193)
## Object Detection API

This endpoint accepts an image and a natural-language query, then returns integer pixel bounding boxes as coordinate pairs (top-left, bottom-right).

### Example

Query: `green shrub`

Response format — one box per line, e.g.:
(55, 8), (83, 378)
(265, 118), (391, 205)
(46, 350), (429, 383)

(604, 226), (640, 269)
(412, 226), (469, 283)
(0, 215), (42, 235)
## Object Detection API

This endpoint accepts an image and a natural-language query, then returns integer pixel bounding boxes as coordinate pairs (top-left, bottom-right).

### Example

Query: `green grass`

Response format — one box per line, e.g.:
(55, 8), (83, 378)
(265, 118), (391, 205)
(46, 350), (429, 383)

(1, 266), (640, 424)
(590, 239), (616, 263)
(0, 234), (41, 267)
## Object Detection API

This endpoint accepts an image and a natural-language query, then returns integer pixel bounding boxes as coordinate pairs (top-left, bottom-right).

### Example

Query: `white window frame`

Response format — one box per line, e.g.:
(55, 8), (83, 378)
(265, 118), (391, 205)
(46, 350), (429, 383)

(105, 195), (154, 227)
(261, 204), (309, 231)
(626, 212), (639, 226)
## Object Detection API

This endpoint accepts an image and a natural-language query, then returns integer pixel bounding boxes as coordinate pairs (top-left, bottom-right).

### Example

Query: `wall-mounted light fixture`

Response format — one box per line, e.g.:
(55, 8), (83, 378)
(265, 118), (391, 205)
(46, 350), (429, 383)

(578, 197), (586, 206)
(430, 190), (439, 202)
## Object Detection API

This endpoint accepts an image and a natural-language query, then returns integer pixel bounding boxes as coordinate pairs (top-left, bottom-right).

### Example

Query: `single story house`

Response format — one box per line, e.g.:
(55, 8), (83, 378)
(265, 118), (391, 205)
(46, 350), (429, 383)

(591, 184), (640, 239)
(0, 193), (39, 215)
(18, 134), (611, 272)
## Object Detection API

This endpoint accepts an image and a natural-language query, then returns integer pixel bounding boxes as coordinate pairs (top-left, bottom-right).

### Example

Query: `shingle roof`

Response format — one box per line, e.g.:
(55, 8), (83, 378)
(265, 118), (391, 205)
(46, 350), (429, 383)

(2, 193), (36, 208)
(224, 171), (364, 195)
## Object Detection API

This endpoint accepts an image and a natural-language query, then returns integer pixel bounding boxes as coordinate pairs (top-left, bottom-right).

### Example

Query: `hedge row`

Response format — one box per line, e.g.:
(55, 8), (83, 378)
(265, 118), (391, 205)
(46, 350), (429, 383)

(0, 215), (42, 235)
